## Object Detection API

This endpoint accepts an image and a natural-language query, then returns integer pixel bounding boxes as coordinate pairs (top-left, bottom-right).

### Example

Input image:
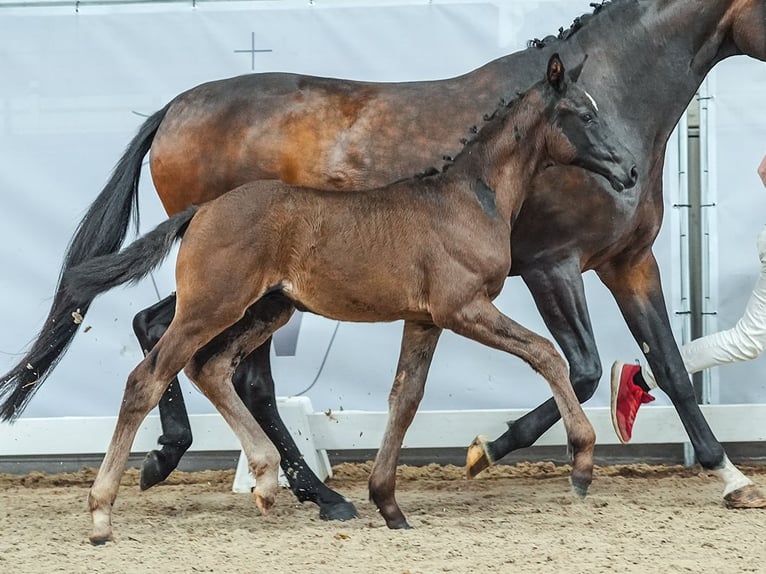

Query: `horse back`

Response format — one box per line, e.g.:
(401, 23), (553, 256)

(149, 61), (528, 216)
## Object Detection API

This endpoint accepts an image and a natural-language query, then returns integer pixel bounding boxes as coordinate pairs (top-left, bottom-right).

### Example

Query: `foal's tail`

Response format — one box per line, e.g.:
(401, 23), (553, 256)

(63, 207), (197, 302)
(0, 105), (170, 422)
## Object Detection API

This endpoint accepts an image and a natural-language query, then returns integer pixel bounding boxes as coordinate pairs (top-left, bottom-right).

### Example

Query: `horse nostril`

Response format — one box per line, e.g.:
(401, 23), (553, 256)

(629, 165), (639, 183)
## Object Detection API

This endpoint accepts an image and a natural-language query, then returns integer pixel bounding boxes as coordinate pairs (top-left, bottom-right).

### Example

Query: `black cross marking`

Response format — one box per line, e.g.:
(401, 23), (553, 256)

(234, 32), (273, 71)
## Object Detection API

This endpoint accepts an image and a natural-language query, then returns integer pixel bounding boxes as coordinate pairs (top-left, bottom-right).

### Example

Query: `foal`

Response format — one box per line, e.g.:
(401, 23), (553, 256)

(65, 54), (637, 542)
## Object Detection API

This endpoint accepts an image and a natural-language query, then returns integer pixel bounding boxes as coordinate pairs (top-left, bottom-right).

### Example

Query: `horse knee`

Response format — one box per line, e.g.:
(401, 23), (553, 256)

(570, 361), (602, 403)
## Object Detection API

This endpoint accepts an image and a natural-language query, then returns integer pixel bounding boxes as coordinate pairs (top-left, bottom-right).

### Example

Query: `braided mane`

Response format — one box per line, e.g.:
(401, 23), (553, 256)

(528, 1), (611, 48)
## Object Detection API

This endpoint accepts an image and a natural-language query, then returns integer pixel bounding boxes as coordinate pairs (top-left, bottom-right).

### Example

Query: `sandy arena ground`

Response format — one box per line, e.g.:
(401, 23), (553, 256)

(2, 462), (765, 573)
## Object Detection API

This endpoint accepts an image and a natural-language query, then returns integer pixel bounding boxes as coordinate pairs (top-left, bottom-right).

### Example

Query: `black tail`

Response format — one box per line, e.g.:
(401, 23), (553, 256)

(0, 105), (170, 422)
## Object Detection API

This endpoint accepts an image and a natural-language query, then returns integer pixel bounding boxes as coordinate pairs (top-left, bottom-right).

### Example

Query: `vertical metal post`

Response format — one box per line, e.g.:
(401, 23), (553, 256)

(686, 96), (704, 405)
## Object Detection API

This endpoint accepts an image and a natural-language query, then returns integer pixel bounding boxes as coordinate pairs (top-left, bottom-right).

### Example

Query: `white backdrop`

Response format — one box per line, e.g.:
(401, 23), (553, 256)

(704, 57), (766, 404)
(0, 0), (683, 419)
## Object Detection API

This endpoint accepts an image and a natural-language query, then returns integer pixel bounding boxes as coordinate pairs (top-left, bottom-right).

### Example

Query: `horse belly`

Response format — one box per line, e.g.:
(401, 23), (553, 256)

(285, 271), (428, 324)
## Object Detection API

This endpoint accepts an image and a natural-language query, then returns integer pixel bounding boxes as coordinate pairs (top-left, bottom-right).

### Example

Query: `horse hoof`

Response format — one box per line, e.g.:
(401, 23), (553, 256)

(385, 517), (413, 530)
(724, 485), (766, 509)
(88, 529), (114, 546)
(139, 450), (174, 491)
(319, 499), (359, 521)
(570, 476), (590, 499)
(254, 490), (277, 515)
(465, 435), (494, 478)
(570, 460), (593, 499)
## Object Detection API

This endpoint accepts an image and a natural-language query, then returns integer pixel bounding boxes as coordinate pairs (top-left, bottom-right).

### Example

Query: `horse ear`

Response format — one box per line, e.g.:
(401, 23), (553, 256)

(567, 54), (589, 83)
(547, 53), (566, 93)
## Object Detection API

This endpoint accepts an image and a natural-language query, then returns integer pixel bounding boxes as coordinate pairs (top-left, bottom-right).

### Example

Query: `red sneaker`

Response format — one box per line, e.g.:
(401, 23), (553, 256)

(610, 361), (655, 444)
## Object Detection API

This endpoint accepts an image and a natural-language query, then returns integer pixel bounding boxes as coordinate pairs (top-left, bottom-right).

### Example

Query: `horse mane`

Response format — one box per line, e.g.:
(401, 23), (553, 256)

(413, 2), (616, 180)
(527, 1), (611, 49)
(414, 94), (521, 179)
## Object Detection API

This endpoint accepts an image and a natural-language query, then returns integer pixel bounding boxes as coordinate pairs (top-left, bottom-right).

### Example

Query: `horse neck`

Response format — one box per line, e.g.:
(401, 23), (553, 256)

(548, 0), (742, 141)
(451, 97), (548, 222)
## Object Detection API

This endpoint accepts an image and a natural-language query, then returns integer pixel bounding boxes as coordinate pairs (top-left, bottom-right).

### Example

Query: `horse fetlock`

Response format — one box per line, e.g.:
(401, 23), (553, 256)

(250, 457), (280, 513)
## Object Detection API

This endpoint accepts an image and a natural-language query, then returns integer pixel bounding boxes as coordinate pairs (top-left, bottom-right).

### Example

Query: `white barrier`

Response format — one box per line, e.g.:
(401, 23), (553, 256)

(2, 398), (765, 491)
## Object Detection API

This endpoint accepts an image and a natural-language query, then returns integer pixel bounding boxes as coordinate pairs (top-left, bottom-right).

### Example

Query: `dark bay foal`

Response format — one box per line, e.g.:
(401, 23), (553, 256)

(63, 55), (636, 542)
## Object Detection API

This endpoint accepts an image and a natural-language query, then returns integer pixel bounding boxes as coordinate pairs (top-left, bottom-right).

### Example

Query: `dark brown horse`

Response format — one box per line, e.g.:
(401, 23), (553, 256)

(63, 55), (633, 543)
(2, 0), (766, 518)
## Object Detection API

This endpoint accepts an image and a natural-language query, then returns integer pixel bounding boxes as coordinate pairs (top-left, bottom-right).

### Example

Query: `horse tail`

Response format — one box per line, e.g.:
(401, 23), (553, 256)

(0, 105), (170, 422)
(63, 207), (198, 301)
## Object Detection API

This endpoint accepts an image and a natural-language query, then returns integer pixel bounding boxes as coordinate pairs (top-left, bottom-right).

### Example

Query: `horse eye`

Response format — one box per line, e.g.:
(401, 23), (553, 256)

(581, 113), (594, 123)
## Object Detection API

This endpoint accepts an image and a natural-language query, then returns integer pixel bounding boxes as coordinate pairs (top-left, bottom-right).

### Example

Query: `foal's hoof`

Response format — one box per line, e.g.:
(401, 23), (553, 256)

(724, 485), (766, 509)
(254, 490), (277, 515)
(89, 533), (113, 546)
(570, 474), (592, 499)
(139, 449), (174, 491)
(386, 518), (413, 530)
(319, 499), (359, 521)
(569, 465), (593, 498)
(88, 528), (114, 546)
(465, 435), (494, 478)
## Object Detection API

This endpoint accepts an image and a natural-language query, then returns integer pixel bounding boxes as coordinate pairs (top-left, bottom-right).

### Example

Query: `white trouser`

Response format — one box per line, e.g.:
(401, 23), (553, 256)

(643, 228), (766, 388)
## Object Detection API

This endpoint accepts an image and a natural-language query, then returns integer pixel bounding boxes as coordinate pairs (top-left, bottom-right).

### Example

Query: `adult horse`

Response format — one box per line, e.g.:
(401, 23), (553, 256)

(65, 54), (631, 542)
(2, 0), (766, 517)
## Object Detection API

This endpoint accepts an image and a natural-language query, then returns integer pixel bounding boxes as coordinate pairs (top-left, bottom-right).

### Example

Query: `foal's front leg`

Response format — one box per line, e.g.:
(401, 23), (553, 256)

(466, 259), (602, 476)
(368, 321), (441, 529)
(443, 297), (596, 495)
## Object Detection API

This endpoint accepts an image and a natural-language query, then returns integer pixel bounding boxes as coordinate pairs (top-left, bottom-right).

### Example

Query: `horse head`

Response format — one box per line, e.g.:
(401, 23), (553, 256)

(541, 53), (638, 192)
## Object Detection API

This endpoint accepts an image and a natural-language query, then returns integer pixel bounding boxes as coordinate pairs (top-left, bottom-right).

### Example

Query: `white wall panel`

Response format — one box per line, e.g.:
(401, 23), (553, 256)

(0, 0), (682, 418)
(704, 57), (766, 404)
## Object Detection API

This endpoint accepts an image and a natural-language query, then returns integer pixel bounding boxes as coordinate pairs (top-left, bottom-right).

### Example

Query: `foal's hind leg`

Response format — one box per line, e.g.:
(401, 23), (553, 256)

(441, 297), (596, 496)
(137, 291), (358, 518)
(132, 294), (194, 490)
(182, 304), (299, 513)
(89, 320), (218, 544)
(199, 293), (357, 518)
(368, 321), (441, 529)
(232, 337), (358, 520)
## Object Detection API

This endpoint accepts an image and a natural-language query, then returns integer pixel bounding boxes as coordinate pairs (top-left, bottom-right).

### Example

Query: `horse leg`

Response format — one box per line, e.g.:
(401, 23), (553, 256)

(598, 253), (766, 507)
(89, 318), (231, 544)
(368, 321), (441, 529)
(132, 294), (194, 490)
(183, 312), (293, 517)
(466, 259), (601, 476)
(443, 297), (596, 496)
(229, 294), (358, 520)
